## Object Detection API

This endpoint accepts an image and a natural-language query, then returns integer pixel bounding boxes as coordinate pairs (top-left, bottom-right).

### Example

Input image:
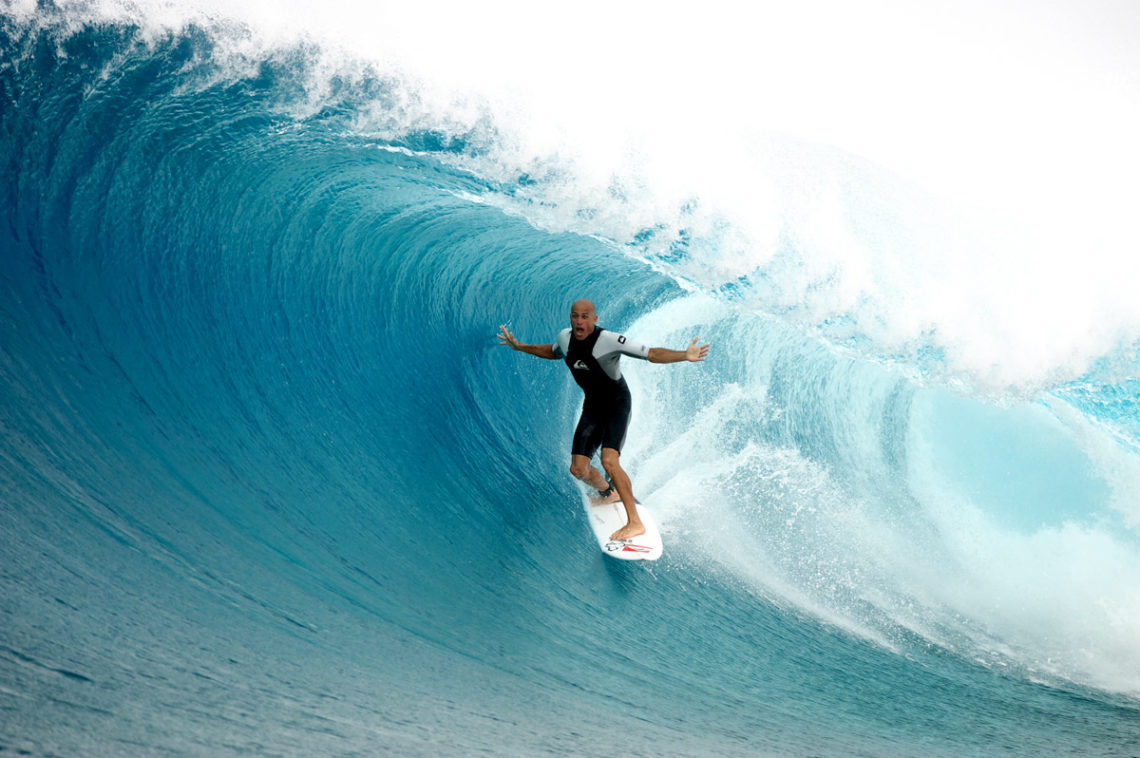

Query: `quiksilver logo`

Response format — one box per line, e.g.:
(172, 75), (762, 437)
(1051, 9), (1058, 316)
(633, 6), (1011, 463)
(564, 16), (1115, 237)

(573, 360), (589, 370)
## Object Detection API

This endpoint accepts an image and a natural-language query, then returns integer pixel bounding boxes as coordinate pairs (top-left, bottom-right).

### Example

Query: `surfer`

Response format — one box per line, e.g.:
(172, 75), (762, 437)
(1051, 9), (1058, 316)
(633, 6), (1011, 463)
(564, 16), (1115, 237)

(498, 299), (709, 540)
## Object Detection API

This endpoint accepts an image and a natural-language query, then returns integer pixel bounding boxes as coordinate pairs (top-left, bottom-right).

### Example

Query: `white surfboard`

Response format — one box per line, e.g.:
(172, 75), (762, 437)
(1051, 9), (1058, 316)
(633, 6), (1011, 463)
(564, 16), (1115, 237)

(586, 498), (664, 561)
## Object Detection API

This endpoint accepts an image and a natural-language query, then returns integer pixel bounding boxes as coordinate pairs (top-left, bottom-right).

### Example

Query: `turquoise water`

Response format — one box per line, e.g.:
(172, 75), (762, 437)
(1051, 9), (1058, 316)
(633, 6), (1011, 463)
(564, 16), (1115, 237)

(2, 7), (1139, 756)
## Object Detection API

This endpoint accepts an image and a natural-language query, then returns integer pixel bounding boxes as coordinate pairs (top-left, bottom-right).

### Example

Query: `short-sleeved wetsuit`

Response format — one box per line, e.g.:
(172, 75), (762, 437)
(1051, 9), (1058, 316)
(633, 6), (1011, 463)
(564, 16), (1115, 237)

(552, 326), (651, 457)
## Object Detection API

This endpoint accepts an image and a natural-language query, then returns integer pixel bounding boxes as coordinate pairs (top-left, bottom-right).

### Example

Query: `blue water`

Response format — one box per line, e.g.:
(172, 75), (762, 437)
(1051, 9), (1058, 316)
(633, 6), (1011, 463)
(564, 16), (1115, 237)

(3, 8), (1140, 757)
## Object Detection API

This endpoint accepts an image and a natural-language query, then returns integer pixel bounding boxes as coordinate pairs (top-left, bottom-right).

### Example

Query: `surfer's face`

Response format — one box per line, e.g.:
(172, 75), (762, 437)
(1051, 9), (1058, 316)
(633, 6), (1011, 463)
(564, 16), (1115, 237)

(569, 301), (598, 340)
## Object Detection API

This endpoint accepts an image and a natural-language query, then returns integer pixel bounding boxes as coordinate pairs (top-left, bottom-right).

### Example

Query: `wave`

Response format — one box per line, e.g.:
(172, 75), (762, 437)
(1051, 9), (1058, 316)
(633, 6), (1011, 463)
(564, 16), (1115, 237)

(2, 4), (1139, 755)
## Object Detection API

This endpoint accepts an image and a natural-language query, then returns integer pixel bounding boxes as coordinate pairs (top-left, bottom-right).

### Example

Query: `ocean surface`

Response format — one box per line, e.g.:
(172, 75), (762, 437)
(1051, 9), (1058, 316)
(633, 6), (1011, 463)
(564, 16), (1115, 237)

(3, 3), (1140, 756)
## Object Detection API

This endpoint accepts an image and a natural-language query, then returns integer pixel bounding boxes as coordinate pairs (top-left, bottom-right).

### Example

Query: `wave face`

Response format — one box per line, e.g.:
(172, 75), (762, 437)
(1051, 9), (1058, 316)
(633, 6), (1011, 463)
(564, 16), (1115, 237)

(3, 6), (1140, 756)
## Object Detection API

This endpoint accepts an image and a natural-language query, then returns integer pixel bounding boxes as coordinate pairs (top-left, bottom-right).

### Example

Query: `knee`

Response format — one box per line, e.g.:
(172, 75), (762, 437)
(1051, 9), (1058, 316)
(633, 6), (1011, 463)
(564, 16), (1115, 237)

(569, 460), (589, 480)
(600, 450), (622, 478)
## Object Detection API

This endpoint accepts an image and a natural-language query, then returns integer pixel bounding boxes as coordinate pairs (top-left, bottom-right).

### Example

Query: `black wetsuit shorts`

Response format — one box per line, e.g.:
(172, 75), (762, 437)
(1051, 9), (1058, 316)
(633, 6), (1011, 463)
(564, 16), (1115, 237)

(571, 391), (632, 458)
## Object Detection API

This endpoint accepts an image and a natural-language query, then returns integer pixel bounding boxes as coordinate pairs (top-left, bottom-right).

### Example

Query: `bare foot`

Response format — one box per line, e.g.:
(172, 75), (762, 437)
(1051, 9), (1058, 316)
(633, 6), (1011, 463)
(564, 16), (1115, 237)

(590, 488), (622, 506)
(610, 521), (646, 541)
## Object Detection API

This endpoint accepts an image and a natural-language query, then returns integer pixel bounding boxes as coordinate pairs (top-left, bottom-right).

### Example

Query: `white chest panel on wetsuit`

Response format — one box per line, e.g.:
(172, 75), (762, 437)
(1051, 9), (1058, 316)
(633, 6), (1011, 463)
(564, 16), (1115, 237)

(552, 327), (650, 393)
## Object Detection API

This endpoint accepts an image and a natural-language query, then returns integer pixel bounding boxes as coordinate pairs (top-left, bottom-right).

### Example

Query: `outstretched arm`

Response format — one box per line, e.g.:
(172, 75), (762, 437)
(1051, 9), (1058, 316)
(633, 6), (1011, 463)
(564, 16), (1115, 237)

(498, 325), (557, 360)
(647, 337), (710, 364)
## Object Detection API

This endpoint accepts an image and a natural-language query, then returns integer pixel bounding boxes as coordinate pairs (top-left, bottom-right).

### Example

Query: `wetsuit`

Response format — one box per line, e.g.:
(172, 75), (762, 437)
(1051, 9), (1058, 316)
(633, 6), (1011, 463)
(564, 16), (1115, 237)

(552, 327), (651, 457)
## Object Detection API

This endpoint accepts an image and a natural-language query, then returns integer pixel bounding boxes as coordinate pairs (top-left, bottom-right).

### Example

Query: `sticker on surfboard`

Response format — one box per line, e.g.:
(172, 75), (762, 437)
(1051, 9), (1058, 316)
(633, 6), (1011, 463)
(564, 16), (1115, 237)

(586, 498), (664, 561)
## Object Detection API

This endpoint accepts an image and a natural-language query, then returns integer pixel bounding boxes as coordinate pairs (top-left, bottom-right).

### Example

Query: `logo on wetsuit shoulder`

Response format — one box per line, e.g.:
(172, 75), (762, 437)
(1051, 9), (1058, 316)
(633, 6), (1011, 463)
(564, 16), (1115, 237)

(573, 360), (590, 370)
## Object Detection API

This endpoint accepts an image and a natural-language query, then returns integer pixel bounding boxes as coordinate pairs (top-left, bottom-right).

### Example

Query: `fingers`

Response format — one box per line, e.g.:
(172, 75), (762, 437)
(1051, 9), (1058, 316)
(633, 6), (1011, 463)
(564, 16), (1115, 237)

(497, 324), (518, 348)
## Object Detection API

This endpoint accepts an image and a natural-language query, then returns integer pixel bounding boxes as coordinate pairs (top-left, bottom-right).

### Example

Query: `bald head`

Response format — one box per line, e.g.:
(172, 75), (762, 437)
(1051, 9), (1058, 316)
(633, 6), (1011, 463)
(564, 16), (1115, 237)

(569, 299), (599, 340)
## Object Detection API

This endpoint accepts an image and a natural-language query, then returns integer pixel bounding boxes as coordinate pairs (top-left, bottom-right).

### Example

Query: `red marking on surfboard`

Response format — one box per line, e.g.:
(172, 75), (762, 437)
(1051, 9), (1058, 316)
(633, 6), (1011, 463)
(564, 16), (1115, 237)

(621, 543), (653, 553)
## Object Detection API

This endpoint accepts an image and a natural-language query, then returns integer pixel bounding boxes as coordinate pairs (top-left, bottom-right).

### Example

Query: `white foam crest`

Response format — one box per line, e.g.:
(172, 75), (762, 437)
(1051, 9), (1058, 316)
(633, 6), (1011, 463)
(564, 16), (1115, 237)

(45, 0), (1140, 390)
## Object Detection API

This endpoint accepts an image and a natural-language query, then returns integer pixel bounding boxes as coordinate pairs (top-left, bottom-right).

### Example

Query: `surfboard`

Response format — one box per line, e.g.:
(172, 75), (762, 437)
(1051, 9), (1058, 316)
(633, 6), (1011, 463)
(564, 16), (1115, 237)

(586, 498), (664, 561)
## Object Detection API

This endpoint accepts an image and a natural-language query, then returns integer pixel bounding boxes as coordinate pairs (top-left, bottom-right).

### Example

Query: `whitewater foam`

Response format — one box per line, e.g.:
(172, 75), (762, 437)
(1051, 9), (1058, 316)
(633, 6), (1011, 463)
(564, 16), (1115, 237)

(614, 293), (1140, 696)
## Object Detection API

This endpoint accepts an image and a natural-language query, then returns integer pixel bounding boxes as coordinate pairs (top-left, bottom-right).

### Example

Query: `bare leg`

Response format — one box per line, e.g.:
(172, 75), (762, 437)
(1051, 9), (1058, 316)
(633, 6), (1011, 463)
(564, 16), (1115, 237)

(600, 447), (645, 540)
(570, 454), (619, 502)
